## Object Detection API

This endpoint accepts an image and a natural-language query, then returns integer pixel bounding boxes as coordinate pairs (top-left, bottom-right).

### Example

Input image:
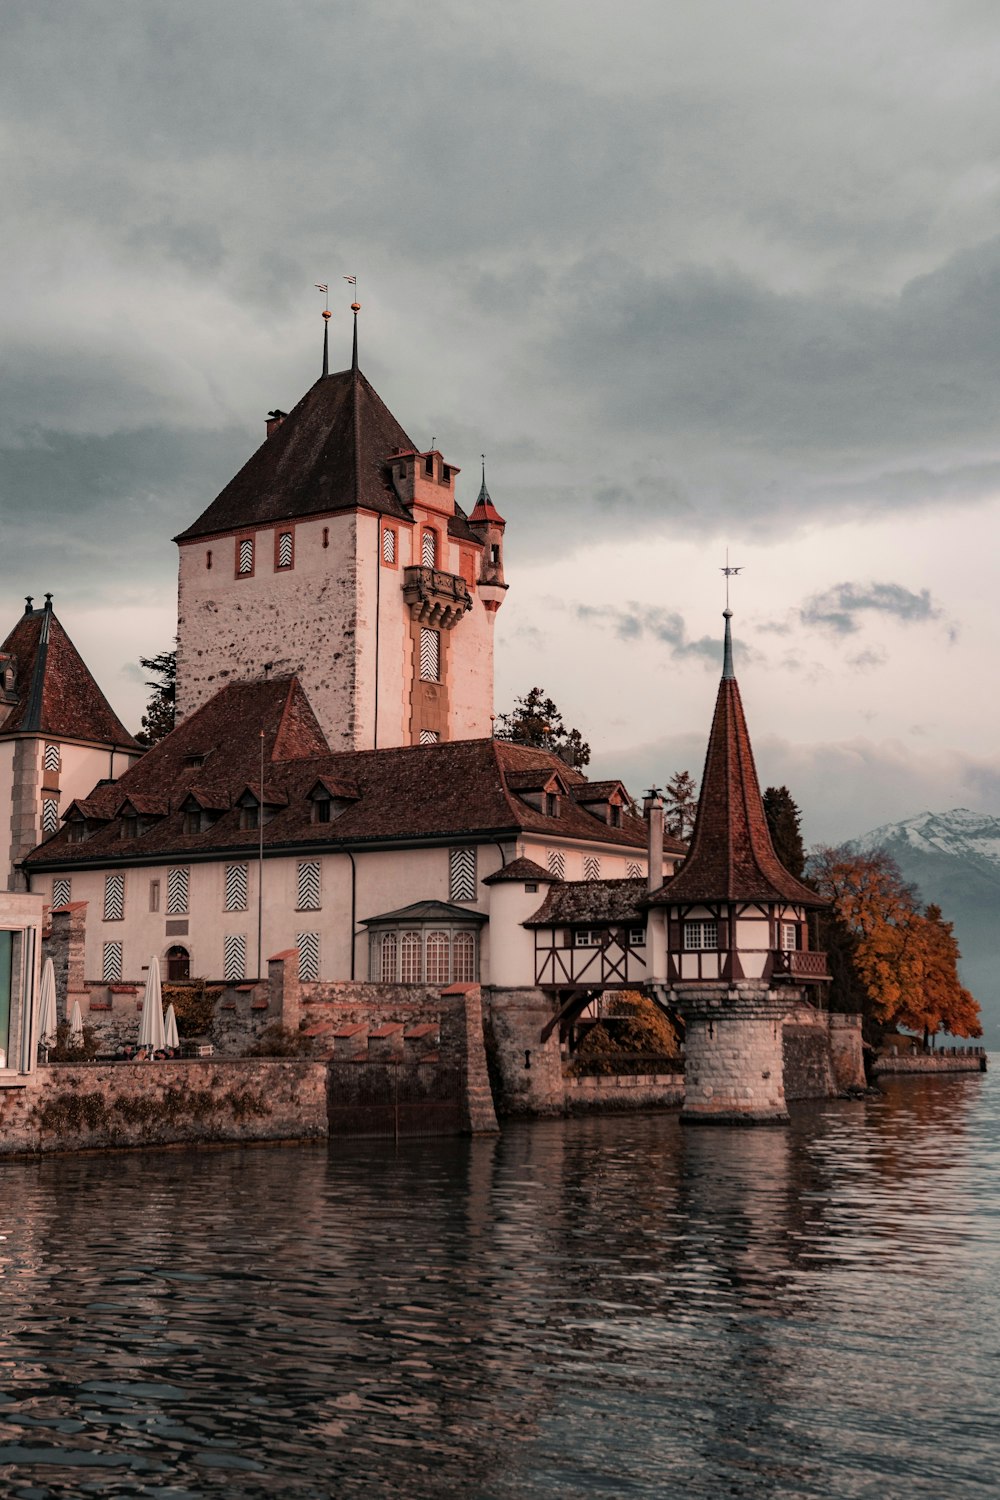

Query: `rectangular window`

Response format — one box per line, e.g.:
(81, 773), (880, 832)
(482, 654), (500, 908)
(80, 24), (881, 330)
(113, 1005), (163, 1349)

(102, 941), (123, 983)
(296, 932), (320, 982)
(225, 864), (249, 912)
(782, 922), (798, 951)
(51, 877), (71, 909)
(574, 929), (601, 947)
(400, 931), (422, 984)
(449, 847), (477, 903)
(103, 873), (125, 922)
(547, 849), (566, 879)
(627, 927), (646, 946)
(166, 867), (189, 915)
(41, 798), (59, 834)
(237, 536), (254, 576)
(296, 860), (321, 911)
(43, 743), (61, 772)
(419, 729), (439, 745)
(149, 879), (160, 913)
(426, 931), (450, 986)
(276, 530), (294, 569)
(224, 933), (246, 982)
(240, 804), (259, 831)
(419, 628), (440, 682)
(421, 529), (436, 567)
(583, 856), (600, 881)
(378, 931), (398, 983)
(684, 920), (718, 950)
(452, 931), (476, 982)
(381, 528), (397, 565)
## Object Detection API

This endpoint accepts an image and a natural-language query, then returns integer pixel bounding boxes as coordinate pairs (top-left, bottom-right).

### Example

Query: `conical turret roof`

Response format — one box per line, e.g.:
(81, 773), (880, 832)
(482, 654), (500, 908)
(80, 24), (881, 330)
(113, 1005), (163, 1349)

(650, 612), (821, 907)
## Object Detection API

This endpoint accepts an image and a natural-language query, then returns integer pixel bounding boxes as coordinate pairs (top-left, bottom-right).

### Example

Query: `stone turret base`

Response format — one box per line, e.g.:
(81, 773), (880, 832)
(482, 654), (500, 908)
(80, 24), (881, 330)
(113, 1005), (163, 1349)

(671, 982), (798, 1126)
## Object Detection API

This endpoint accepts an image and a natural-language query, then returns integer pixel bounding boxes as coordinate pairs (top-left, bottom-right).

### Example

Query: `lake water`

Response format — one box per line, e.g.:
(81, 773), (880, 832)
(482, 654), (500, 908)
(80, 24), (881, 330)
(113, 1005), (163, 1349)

(0, 1075), (997, 1498)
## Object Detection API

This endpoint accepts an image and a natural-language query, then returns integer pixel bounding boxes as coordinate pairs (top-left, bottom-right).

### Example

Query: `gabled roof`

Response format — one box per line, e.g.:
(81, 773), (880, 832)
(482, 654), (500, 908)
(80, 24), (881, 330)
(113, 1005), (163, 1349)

(361, 900), (489, 926)
(26, 680), (658, 868)
(525, 878), (648, 927)
(649, 614), (821, 908)
(0, 602), (139, 749)
(175, 367), (482, 545)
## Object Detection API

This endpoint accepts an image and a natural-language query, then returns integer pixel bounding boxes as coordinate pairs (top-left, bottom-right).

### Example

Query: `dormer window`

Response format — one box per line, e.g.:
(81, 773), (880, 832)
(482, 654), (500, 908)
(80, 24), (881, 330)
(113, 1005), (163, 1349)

(183, 810), (201, 835)
(610, 804), (623, 828)
(424, 455), (434, 478)
(240, 804), (259, 831)
(313, 796), (332, 824)
(121, 816), (138, 840)
(544, 792), (560, 817)
(66, 819), (86, 844)
(184, 753), (207, 769)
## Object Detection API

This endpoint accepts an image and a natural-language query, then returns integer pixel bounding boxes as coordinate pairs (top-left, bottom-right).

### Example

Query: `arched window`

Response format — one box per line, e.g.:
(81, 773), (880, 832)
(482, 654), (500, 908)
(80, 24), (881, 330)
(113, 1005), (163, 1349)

(400, 931), (422, 984)
(421, 529), (437, 568)
(453, 931), (476, 982)
(379, 931), (398, 983)
(426, 931), (450, 986)
(166, 945), (190, 981)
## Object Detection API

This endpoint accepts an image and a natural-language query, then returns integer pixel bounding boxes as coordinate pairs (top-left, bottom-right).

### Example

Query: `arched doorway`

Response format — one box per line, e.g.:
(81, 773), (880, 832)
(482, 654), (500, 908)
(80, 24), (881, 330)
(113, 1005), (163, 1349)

(166, 945), (190, 982)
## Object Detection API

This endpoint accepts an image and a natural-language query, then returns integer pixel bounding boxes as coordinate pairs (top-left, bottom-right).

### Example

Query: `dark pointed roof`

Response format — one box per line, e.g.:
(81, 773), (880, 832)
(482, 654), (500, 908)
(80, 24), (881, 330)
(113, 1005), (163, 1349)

(649, 616), (821, 908)
(469, 469), (505, 527)
(0, 603), (139, 749)
(175, 367), (482, 545)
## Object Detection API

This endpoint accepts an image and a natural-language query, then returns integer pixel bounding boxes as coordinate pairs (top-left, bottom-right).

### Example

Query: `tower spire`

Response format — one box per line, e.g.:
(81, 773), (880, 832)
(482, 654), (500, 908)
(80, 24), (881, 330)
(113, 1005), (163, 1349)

(315, 283), (331, 377)
(723, 610), (734, 680)
(351, 301), (360, 372)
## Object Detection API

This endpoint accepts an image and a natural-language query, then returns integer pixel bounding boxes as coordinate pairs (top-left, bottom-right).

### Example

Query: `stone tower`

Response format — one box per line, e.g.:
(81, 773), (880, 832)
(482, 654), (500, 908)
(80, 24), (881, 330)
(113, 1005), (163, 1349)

(648, 609), (829, 1123)
(174, 319), (507, 751)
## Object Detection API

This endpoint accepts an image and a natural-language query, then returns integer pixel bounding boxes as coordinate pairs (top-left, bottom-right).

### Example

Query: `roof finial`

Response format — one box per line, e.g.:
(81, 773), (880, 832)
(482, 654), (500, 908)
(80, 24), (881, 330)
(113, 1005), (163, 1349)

(24, 596), (33, 616)
(344, 275), (359, 373)
(316, 283), (331, 377)
(44, 593), (53, 611)
(720, 550), (742, 681)
(478, 453), (490, 504)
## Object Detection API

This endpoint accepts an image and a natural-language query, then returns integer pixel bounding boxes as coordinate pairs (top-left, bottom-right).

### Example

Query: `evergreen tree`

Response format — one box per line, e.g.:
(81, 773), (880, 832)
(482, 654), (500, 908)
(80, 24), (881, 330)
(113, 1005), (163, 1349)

(135, 649), (176, 746)
(763, 785), (806, 878)
(664, 770), (698, 839)
(494, 687), (591, 768)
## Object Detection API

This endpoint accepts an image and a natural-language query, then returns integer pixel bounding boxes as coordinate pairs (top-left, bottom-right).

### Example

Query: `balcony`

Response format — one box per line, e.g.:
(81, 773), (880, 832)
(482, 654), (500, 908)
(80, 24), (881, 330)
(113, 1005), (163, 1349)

(402, 566), (472, 629)
(772, 949), (831, 983)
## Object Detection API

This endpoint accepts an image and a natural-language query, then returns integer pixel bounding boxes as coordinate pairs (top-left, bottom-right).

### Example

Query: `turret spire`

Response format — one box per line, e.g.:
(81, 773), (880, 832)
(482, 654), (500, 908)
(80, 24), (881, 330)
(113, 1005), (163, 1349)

(723, 609), (734, 680)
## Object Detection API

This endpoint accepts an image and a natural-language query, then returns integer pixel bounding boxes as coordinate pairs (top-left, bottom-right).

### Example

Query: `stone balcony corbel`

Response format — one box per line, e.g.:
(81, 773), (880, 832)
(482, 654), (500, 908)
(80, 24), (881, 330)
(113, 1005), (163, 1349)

(402, 565), (473, 629)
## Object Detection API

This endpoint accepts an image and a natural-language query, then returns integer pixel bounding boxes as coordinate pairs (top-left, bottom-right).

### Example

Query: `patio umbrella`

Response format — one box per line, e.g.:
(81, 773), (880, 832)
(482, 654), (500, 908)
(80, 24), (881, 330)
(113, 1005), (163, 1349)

(138, 956), (166, 1054)
(35, 957), (58, 1057)
(68, 999), (84, 1046)
(163, 1003), (180, 1051)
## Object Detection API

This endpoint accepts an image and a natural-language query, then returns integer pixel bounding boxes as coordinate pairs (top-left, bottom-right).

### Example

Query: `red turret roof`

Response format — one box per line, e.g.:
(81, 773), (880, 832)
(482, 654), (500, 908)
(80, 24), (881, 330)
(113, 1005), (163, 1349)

(649, 618), (821, 908)
(0, 604), (139, 750)
(469, 474), (505, 527)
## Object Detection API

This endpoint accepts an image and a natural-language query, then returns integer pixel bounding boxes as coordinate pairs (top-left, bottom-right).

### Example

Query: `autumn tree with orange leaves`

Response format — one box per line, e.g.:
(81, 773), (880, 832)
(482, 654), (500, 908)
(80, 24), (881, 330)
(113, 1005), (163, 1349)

(809, 846), (981, 1046)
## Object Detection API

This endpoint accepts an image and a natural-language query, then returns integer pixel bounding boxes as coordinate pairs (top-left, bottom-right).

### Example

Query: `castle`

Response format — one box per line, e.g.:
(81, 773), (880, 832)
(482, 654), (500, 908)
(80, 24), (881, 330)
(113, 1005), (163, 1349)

(0, 314), (864, 1120)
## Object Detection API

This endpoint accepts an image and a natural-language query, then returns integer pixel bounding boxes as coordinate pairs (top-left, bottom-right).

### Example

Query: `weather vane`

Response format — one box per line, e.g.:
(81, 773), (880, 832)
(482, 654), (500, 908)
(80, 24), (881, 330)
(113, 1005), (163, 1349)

(721, 549), (743, 610)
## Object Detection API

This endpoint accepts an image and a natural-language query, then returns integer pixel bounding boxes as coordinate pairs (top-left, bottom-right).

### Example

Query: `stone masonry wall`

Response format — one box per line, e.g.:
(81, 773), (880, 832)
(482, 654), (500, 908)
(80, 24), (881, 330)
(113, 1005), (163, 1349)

(676, 985), (791, 1123)
(0, 1059), (328, 1156)
(782, 1024), (836, 1101)
(873, 1051), (987, 1076)
(481, 987), (564, 1118)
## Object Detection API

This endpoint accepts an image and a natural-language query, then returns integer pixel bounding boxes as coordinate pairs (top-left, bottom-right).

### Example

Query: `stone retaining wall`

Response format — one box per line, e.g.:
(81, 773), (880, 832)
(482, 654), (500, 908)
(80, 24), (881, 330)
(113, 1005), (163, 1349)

(874, 1051), (987, 1076)
(0, 1059), (328, 1156)
(565, 1073), (684, 1112)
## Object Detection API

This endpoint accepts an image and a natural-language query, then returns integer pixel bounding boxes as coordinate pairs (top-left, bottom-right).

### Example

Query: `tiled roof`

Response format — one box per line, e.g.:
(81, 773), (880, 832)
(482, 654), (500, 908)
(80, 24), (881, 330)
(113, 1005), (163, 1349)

(482, 857), (557, 884)
(469, 475), (505, 527)
(25, 679), (656, 868)
(0, 604), (139, 749)
(175, 367), (481, 546)
(649, 667), (822, 908)
(361, 900), (488, 926)
(525, 878), (648, 927)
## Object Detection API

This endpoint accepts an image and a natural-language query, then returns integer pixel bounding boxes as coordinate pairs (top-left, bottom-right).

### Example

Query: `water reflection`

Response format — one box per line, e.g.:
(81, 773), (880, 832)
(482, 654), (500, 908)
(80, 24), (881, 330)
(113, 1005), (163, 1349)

(0, 1077), (995, 1497)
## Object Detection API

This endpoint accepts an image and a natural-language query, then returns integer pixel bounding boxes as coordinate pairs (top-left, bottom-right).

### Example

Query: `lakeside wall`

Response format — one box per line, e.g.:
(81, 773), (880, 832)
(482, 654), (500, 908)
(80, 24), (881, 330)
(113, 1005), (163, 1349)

(874, 1049), (986, 1076)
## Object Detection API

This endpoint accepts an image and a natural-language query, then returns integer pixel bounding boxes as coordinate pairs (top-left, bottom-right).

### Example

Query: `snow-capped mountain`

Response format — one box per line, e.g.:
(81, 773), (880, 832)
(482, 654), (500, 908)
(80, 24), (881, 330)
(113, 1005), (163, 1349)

(853, 808), (1000, 1043)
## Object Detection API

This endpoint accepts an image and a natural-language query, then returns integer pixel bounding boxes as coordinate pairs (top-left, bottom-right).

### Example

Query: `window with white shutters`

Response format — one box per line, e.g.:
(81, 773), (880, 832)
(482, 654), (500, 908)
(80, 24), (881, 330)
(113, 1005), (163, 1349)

(277, 531), (293, 569)
(51, 877), (71, 909)
(41, 798), (59, 834)
(103, 873), (125, 921)
(43, 743), (60, 772)
(421, 529), (436, 567)
(166, 867), (189, 915)
(225, 864), (248, 912)
(296, 860), (321, 911)
(102, 941), (123, 982)
(237, 537), (254, 575)
(296, 932), (320, 982)
(382, 528), (396, 564)
(419, 729), (439, 745)
(449, 848), (477, 902)
(584, 856), (600, 881)
(547, 849), (566, 879)
(419, 628), (440, 682)
(224, 933), (247, 981)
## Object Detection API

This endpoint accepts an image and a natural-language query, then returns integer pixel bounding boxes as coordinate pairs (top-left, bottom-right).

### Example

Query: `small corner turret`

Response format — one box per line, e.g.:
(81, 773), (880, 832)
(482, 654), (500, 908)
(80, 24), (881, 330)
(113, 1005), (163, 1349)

(469, 462), (508, 613)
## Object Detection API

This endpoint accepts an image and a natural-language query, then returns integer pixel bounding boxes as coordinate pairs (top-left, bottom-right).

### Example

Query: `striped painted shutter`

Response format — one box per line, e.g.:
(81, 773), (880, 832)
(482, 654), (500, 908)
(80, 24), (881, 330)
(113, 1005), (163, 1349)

(166, 867), (189, 915)
(382, 528), (396, 564)
(43, 743), (61, 772)
(238, 537), (254, 574)
(547, 850), (565, 879)
(52, 877), (71, 909)
(584, 856), (600, 881)
(225, 863), (248, 912)
(627, 861), (643, 879)
(223, 933), (246, 981)
(419, 730), (439, 745)
(103, 874), (125, 921)
(102, 941), (123, 982)
(421, 530), (436, 567)
(277, 531), (293, 568)
(296, 931), (320, 982)
(449, 847), (476, 902)
(41, 798), (59, 834)
(419, 628), (439, 682)
(296, 860), (321, 910)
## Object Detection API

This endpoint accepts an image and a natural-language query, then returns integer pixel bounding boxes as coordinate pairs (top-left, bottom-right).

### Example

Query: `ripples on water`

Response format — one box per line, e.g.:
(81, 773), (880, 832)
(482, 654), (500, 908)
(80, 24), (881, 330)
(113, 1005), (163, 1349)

(0, 1075), (996, 1498)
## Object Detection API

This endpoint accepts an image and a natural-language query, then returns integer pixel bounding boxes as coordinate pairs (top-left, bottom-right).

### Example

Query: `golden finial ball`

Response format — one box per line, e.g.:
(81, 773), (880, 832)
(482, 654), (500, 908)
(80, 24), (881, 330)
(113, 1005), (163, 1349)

(351, 301), (361, 312)
(321, 309), (332, 320)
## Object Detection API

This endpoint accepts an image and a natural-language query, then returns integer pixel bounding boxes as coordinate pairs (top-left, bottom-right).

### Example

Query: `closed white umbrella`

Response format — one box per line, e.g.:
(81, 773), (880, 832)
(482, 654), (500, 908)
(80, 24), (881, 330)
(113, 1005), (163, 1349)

(138, 956), (166, 1054)
(163, 1003), (179, 1051)
(68, 999), (84, 1046)
(36, 957), (58, 1058)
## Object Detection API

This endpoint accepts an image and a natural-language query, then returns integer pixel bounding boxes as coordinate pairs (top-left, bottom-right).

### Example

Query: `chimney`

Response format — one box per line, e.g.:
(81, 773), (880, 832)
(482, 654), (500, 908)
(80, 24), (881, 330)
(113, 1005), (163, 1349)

(266, 409), (288, 438)
(643, 787), (664, 893)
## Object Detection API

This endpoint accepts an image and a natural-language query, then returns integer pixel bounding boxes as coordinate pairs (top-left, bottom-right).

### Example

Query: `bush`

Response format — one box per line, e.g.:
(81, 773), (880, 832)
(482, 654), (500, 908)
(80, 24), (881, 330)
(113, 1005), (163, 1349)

(46, 1019), (99, 1062)
(162, 981), (224, 1038)
(243, 1025), (314, 1059)
(568, 992), (683, 1076)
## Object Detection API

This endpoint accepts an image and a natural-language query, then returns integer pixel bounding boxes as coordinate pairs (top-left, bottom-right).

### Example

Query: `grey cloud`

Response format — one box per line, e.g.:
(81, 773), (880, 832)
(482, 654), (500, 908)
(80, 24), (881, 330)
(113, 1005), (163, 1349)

(846, 647), (888, 671)
(575, 603), (726, 668)
(801, 582), (941, 635)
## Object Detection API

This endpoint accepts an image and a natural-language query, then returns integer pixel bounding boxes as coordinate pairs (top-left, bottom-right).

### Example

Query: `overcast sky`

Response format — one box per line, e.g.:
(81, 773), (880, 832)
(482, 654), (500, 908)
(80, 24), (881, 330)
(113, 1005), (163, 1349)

(3, 0), (999, 844)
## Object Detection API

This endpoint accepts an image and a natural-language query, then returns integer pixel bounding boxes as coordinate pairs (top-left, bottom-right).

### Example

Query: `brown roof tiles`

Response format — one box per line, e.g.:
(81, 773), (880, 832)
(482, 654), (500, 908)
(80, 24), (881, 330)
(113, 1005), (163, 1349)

(0, 604), (139, 749)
